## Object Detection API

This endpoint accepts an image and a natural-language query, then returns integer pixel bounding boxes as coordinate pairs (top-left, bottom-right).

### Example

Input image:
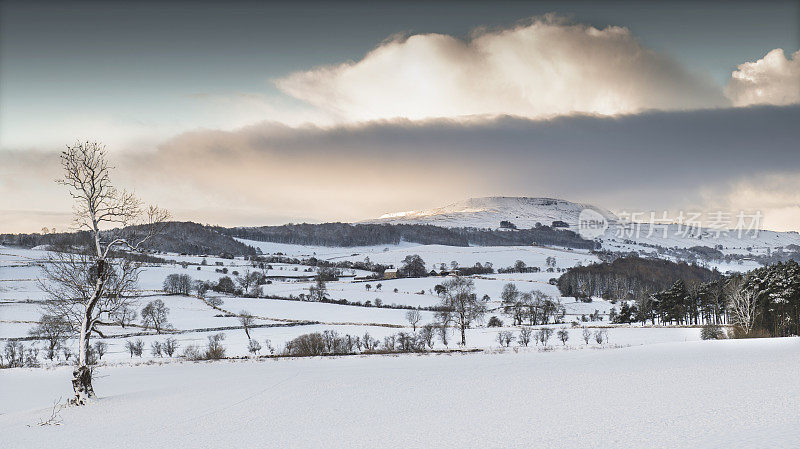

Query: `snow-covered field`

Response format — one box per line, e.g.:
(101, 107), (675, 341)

(0, 239), (763, 365)
(1, 338), (798, 448)
(241, 237), (599, 271)
(1, 242), (676, 364)
(2, 239), (797, 447)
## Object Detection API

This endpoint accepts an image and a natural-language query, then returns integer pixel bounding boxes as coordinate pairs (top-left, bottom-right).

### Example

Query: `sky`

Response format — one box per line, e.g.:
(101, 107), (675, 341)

(1, 0), (799, 232)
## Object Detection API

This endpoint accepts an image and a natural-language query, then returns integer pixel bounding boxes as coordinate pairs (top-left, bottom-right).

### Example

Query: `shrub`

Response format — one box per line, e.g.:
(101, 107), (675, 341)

(557, 329), (569, 345)
(215, 276), (235, 293)
(181, 345), (204, 361)
(726, 326), (771, 339)
(93, 341), (108, 360)
(497, 331), (514, 347)
(151, 341), (163, 357)
(248, 339), (262, 355)
(163, 338), (179, 357)
(284, 332), (326, 356)
(163, 273), (193, 295)
(125, 339), (144, 357)
(700, 324), (725, 340)
(205, 333), (226, 359)
(487, 316), (503, 327)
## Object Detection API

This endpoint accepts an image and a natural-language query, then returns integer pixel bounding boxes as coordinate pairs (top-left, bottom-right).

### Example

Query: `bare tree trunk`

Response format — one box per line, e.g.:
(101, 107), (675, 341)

(77, 314), (89, 372)
(74, 272), (103, 404)
(74, 309), (96, 404)
(72, 366), (95, 405)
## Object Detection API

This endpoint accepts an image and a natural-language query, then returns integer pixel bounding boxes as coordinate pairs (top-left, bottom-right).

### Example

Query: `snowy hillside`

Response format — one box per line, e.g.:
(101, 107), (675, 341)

(366, 196), (800, 257)
(365, 197), (617, 230)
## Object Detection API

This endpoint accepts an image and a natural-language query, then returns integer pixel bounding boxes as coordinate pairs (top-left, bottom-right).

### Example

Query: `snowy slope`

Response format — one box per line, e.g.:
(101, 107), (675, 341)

(363, 196), (616, 230)
(364, 196), (800, 255)
(2, 338), (798, 448)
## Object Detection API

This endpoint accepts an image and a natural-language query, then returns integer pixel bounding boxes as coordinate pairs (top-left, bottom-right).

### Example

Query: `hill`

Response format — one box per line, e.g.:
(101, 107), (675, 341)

(365, 196), (616, 230)
(0, 222), (257, 257)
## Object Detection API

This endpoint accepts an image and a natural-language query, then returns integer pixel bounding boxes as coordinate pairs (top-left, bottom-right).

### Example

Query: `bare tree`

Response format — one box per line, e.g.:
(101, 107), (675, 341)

(594, 330), (606, 345)
(205, 333), (226, 359)
(538, 327), (553, 346)
(309, 275), (328, 302)
(497, 331), (514, 347)
(150, 341), (163, 357)
(163, 274), (192, 295)
(111, 304), (137, 328)
(501, 283), (523, 325)
(93, 341), (108, 360)
(40, 141), (168, 404)
(405, 309), (422, 331)
(141, 299), (171, 333)
(436, 276), (487, 346)
(29, 315), (71, 360)
(236, 270), (262, 296)
(4, 341), (25, 367)
(263, 338), (275, 355)
(248, 339), (262, 356)
(726, 277), (760, 335)
(518, 327), (532, 347)
(125, 339), (144, 357)
(557, 329), (569, 345)
(582, 327), (592, 344)
(361, 332), (378, 352)
(61, 346), (73, 363)
(163, 338), (179, 357)
(239, 310), (255, 339)
(419, 324), (435, 349)
(436, 322), (450, 347)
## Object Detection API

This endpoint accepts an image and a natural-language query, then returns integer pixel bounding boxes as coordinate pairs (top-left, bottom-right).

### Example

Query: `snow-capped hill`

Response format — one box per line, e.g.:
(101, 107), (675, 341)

(366, 196), (616, 230)
(365, 197), (800, 259)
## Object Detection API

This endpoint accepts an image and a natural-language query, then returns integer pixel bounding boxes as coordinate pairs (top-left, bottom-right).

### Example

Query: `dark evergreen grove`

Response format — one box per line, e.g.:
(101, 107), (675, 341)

(559, 257), (800, 336)
(1, 222), (258, 256)
(3, 221), (595, 255)
(742, 261), (800, 337)
(556, 256), (721, 303)
(221, 222), (597, 249)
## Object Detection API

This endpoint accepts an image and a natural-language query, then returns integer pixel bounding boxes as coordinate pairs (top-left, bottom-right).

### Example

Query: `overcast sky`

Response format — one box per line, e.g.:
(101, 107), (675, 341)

(1, 0), (799, 232)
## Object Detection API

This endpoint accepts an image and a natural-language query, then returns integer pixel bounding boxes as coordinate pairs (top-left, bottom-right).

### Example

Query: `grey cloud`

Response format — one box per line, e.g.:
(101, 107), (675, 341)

(2, 106), (798, 231)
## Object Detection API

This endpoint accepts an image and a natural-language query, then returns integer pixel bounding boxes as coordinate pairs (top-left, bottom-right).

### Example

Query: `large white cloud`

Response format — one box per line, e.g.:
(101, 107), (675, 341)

(275, 15), (728, 122)
(725, 48), (800, 107)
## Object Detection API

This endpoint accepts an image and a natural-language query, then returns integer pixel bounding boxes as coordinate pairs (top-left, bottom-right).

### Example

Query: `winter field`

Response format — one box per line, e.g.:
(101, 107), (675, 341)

(1, 241), (698, 362)
(2, 338), (798, 448)
(1, 240), (797, 447)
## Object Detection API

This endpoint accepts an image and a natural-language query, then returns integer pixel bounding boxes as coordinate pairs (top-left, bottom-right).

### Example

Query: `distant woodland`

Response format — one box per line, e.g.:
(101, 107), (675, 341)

(221, 222), (597, 249)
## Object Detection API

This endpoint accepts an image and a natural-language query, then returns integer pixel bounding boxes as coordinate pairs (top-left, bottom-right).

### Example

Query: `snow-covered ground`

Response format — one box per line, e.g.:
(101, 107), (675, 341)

(242, 237), (598, 271)
(1, 337), (798, 448)
(3, 240), (798, 447)
(1, 242), (640, 365)
(0, 241), (743, 365)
